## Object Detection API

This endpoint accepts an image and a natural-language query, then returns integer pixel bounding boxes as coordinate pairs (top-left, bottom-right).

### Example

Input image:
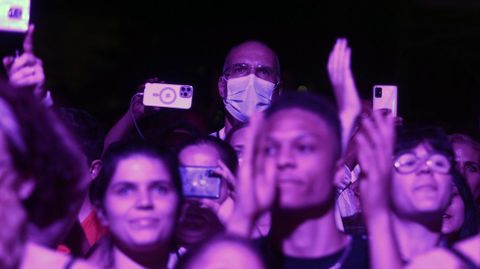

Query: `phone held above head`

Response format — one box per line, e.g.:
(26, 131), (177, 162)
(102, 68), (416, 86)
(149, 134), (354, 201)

(0, 0), (30, 33)
(372, 85), (398, 117)
(143, 83), (193, 109)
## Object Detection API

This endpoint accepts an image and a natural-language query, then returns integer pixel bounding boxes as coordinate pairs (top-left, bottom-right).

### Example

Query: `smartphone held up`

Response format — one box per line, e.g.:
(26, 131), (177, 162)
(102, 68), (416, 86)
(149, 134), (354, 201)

(143, 83), (193, 109)
(0, 0), (30, 33)
(372, 85), (398, 117)
(180, 166), (221, 199)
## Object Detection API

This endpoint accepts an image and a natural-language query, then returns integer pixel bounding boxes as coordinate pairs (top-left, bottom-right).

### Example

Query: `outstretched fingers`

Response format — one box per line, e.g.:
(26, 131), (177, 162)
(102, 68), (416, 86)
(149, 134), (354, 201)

(23, 24), (35, 54)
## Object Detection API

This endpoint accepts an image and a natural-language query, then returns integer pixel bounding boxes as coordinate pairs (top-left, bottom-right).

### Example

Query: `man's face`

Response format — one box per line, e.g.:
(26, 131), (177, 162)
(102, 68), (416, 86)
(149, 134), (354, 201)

(219, 41), (280, 99)
(392, 143), (453, 218)
(260, 108), (338, 209)
(452, 142), (480, 200)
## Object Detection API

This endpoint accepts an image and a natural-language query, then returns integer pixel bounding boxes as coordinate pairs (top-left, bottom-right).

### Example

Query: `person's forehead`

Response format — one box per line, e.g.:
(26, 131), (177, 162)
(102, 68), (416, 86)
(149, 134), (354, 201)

(179, 144), (220, 165)
(182, 144), (218, 155)
(202, 242), (260, 264)
(225, 42), (277, 68)
(265, 108), (333, 139)
(112, 155), (170, 182)
(453, 142), (480, 162)
(412, 143), (430, 154)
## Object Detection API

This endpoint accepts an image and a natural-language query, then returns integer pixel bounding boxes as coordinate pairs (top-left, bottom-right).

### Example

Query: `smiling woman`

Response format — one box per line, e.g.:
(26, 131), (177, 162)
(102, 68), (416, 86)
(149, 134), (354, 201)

(88, 141), (182, 269)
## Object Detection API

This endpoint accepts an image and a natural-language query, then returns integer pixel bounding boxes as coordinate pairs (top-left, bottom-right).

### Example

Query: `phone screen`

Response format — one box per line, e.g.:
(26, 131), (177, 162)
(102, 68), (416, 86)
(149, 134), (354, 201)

(0, 0), (30, 33)
(179, 166), (221, 199)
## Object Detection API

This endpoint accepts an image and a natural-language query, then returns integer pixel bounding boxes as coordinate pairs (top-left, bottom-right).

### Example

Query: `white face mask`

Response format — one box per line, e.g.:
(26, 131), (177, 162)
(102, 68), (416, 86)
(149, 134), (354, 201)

(223, 74), (276, 122)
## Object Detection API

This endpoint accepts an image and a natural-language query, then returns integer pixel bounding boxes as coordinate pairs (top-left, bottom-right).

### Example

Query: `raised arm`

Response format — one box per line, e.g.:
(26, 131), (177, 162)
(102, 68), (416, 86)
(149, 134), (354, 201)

(355, 111), (403, 269)
(3, 25), (48, 102)
(327, 38), (362, 153)
(227, 112), (277, 237)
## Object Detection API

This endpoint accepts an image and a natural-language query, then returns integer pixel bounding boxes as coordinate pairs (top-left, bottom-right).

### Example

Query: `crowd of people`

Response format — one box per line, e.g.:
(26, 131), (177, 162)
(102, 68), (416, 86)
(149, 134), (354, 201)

(0, 24), (479, 269)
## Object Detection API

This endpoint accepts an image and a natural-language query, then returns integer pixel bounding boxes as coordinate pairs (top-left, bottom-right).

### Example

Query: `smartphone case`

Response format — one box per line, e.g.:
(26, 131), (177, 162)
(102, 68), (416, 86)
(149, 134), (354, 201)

(0, 0), (30, 32)
(373, 85), (398, 117)
(143, 83), (193, 109)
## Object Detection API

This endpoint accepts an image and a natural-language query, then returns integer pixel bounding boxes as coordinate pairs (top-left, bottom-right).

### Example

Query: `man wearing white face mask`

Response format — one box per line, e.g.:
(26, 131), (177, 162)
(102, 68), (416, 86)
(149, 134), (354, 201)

(223, 73), (277, 123)
(214, 40), (281, 139)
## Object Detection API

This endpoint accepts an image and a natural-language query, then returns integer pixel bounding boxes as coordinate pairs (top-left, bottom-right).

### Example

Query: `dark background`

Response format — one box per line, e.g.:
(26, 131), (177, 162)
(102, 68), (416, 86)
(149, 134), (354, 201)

(1, 0), (480, 136)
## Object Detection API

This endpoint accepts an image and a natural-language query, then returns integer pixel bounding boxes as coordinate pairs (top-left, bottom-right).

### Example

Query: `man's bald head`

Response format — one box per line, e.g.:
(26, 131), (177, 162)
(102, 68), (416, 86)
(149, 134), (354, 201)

(223, 40), (280, 79)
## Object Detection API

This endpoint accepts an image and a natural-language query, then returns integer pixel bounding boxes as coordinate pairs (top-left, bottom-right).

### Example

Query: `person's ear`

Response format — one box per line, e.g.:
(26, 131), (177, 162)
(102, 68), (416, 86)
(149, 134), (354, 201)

(218, 76), (226, 99)
(89, 159), (102, 180)
(17, 178), (35, 200)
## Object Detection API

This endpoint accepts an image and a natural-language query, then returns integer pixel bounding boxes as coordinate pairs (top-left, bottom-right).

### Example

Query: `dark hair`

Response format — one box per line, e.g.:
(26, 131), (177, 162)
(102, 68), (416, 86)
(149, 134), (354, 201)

(449, 133), (480, 151)
(225, 123), (248, 144)
(90, 140), (183, 207)
(264, 91), (342, 159)
(395, 125), (454, 159)
(177, 135), (238, 174)
(448, 168), (480, 244)
(125, 109), (208, 149)
(57, 107), (104, 164)
(176, 233), (266, 269)
(0, 82), (88, 228)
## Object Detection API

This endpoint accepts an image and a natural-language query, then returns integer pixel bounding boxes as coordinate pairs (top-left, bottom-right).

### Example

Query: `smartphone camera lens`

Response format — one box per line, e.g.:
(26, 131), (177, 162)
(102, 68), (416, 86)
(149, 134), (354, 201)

(8, 7), (23, 19)
(374, 87), (382, 98)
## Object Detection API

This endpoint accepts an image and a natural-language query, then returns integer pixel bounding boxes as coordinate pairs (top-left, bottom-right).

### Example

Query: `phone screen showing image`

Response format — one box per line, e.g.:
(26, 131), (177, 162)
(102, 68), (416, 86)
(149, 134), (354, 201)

(180, 166), (221, 199)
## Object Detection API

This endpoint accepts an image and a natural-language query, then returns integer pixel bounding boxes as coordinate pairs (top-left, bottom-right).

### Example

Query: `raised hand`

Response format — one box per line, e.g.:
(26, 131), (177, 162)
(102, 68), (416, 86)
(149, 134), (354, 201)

(3, 25), (46, 99)
(227, 112), (277, 236)
(215, 160), (237, 200)
(355, 111), (402, 269)
(355, 110), (395, 218)
(327, 38), (362, 150)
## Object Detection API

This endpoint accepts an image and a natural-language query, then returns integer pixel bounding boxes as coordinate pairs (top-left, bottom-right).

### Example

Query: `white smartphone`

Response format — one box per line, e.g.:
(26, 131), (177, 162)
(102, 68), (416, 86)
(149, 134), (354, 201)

(372, 85), (398, 116)
(143, 83), (193, 109)
(0, 0), (30, 33)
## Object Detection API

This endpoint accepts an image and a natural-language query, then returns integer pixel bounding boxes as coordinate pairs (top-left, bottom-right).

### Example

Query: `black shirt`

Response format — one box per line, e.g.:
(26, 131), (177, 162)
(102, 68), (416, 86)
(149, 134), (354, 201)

(254, 235), (369, 269)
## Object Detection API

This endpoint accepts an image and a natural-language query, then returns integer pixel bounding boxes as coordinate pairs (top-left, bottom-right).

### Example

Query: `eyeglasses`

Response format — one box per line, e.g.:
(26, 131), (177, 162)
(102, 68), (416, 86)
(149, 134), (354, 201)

(223, 63), (277, 81)
(393, 152), (451, 174)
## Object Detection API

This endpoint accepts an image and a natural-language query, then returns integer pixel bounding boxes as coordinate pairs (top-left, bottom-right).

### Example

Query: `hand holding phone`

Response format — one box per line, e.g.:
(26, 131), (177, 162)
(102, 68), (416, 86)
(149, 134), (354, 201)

(143, 83), (193, 109)
(372, 85), (398, 117)
(180, 166), (221, 199)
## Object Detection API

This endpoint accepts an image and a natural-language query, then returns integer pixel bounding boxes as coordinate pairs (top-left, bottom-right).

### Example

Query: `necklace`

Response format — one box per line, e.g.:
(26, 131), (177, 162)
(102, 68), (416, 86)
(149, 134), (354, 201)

(329, 236), (353, 269)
